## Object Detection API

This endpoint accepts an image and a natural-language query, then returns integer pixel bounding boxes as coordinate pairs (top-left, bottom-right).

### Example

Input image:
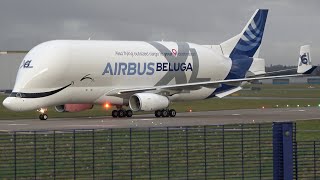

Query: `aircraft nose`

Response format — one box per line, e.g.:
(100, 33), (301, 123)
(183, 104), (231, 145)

(2, 97), (19, 111)
(3, 97), (11, 109)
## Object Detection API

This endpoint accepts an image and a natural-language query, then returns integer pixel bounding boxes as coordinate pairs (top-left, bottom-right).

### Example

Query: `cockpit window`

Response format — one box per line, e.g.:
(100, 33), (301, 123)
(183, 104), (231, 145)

(9, 92), (24, 98)
(9, 92), (17, 97)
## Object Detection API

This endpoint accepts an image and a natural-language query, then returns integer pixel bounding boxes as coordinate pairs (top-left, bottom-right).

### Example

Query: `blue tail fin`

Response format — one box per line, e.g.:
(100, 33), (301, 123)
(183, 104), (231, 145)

(220, 9), (268, 59)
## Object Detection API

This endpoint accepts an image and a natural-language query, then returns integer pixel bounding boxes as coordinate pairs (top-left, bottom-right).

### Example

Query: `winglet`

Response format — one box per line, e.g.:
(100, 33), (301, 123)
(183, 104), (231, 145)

(297, 45), (314, 74)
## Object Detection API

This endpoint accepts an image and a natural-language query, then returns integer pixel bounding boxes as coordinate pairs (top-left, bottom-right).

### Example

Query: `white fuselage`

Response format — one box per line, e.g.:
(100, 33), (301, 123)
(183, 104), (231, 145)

(3, 40), (233, 111)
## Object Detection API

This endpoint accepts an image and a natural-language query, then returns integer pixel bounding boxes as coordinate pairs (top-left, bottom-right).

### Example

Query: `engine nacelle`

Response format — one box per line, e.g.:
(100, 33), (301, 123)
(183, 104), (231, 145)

(129, 93), (170, 111)
(55, 104), (94, 112)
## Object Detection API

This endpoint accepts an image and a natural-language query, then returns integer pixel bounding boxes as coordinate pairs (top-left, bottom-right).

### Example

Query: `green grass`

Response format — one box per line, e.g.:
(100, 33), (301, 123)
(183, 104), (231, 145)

(235, 89), (320, 98)
(296, 120), (320, 141)
(295, 120), (320, 179)
(234, 84), (320, 98)
(232, 89), (320, 98)
(242, 84), (320, 89)
(1, 95), (320, 119)
(1, 121), (318, 179)
(0, 124), (274, 179)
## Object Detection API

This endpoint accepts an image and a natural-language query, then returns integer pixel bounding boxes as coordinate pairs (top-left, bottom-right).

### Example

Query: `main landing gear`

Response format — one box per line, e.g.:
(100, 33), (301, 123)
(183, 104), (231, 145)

(112, 109), (133, 118)
(155, 109), (176, 118)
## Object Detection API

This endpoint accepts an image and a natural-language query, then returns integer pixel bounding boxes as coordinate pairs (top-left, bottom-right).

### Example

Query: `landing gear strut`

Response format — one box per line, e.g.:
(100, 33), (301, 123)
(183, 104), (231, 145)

(38, 108), (48, 120)
(112, 109), (133, 118)
(155, 109), (176, 118)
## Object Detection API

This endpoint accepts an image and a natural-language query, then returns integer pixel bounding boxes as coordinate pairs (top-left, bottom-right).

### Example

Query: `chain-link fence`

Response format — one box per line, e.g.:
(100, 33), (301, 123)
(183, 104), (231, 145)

(296, 141), (320, 179)
(0, 124), (274, 179)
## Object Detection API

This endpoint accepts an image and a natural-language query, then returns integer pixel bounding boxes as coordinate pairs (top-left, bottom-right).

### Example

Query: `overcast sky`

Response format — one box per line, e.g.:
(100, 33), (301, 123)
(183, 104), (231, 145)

(0, 0), (319, 66)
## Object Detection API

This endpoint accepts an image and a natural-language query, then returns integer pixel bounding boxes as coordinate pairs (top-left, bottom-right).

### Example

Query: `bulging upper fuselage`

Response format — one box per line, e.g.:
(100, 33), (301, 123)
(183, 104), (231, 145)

(3, 40), (232, 111)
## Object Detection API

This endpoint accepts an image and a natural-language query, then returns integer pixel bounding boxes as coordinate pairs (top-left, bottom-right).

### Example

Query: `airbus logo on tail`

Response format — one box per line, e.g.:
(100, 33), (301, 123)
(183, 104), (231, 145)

(300, 53), (310, 65)
(20, 60), (33, 69)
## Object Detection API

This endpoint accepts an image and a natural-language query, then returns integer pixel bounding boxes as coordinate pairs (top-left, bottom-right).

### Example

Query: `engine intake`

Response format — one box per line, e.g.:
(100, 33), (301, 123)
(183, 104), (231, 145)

(129, 93), (169, 111)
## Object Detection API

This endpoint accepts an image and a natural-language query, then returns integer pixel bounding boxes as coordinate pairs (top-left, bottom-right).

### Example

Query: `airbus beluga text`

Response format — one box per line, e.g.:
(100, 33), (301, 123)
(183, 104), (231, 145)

(2, 9), (316, 120)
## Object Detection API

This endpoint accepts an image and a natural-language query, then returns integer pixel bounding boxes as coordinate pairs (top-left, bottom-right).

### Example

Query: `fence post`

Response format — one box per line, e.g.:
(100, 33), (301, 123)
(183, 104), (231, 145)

(73, 130), (76, 180)
(53, 130), (56, 180)
(204, 126), (207, 180)
(222, 125), (225, 179)
(258, 124), (262, 179)
(148, 128), (151, 180)
(92, 130), (95, 179)
(273, 122), (294, 180)
(14, 131), (16, 180)
(186, 127), (189, 180)
(130, 128), (133, 180)
(111, 129), (114, 180)
(241, 125), (244, 180)
(34, 131), (37, 179)
(314, 141), (316, 179)
(166, 127), (170, 179)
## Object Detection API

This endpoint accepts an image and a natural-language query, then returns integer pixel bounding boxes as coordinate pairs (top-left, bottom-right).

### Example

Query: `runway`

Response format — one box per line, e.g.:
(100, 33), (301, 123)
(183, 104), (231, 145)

(0, 107), (320, 131)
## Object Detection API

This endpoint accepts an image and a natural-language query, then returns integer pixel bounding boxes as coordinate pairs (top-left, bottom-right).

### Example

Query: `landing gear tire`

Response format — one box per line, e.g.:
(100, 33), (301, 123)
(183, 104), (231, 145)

(39, 114), (48, 120)
(112, 109), (133, 118)
(161, 109), (169, 117)
(169, 109), (176, 117)
(126, 110), (133, 117)
(155, 110), (162, 117)
(155, 109), (176, 118)
(112, 110), (118, 118)
(118, 110), (126, 118)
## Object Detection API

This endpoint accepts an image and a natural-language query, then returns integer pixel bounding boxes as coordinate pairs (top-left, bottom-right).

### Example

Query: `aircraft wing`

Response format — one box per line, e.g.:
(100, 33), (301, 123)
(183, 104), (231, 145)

(105, 73), (309, 97)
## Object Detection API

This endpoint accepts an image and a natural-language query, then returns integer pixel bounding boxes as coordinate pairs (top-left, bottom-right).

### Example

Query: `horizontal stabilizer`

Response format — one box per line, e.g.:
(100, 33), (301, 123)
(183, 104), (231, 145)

(215, 87), (242, 98)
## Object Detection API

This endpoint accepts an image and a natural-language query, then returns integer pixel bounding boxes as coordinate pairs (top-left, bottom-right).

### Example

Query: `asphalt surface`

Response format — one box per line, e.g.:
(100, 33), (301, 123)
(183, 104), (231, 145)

(0, 107), (320, 131)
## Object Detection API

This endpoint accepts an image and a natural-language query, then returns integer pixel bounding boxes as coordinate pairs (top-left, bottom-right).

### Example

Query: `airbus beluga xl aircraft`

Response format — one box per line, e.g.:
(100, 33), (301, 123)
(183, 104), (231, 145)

(2, 9), (317, 120)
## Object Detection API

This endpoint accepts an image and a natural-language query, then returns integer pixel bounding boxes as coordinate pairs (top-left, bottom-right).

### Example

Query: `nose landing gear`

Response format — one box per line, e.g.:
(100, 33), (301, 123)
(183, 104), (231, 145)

(39, 114), (48, 120)
(37, 108), (48, 120)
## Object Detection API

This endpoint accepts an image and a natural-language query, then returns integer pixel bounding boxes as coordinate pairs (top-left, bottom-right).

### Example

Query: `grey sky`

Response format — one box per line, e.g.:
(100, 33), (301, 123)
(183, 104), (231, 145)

(0, 0), (319, 66)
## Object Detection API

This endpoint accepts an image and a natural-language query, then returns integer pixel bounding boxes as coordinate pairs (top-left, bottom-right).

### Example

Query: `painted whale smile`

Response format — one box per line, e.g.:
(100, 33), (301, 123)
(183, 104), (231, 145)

(9, 83), (73, 99)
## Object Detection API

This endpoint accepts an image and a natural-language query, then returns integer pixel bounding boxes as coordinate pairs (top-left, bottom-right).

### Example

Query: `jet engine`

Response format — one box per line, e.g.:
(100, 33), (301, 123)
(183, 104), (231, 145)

(129, 93), (170, 111)
(55, 104), (94, 112)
